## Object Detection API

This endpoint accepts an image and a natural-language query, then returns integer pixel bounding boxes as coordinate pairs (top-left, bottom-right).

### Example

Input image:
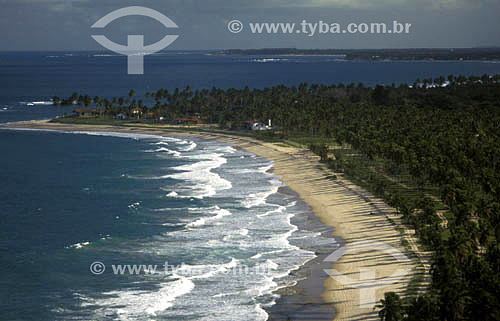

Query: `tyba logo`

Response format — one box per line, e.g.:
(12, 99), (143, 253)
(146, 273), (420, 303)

(324, 240), (411, 308)
(91, 6), (179, 75)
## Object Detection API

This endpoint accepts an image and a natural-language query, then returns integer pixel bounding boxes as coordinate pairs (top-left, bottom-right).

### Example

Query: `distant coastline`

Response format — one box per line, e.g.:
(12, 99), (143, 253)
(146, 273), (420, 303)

(216, 47), (500, 61)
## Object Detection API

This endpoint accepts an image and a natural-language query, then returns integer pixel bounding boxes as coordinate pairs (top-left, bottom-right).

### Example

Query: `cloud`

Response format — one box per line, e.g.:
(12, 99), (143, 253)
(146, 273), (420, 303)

(267, 0), (490, 9)
(0, 0), (498, 50)
(0, 0), (88, 10)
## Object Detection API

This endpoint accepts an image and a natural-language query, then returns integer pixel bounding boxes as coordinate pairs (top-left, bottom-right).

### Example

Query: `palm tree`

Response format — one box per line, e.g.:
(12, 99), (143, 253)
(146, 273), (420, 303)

(377, 292), (404, 321)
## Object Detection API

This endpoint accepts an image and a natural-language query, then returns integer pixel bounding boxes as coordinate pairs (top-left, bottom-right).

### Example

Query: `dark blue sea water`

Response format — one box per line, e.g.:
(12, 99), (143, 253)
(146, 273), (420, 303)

(0, 129), (324, 320)
(2, 51), (500, 123)
(1, 51), (500, 320)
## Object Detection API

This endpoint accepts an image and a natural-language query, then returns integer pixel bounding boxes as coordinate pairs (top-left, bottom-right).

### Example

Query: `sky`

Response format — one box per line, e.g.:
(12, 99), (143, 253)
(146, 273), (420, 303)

(0, 0), (499, 51)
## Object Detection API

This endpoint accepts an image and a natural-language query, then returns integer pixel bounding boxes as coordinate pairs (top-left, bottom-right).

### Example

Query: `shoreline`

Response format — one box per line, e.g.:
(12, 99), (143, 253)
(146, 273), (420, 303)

(267, 185), (337, 320)
(2, 119), (419, 320)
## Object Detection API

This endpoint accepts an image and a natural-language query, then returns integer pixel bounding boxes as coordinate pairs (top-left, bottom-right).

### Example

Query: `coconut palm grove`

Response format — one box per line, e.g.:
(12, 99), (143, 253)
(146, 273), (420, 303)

(52, 74), (500, 320)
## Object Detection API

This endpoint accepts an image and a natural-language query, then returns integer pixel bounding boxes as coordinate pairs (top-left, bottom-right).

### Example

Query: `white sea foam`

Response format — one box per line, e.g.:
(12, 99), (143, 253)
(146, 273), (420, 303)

(226, 168), (258, 174)
(152, 141), (169, 146)
(264, 259), (279, 270)
(249, 249), (286, 260)
(252, 58), (289, 63)
(257, 200), (296, 218)
(152, 147), (181, 157)
(186, 217), (206, 227)
(242, 185), (280, 208)
(255, 304), (270, 321)
(128, 202), (140, 209)
(33, 131), (320, 320)
(293, 232), (322, 239)
(161, 222), (185, 227)
(257, 205), (286, 218)
(213, 291), (241, 298)
(256, 276), (278, 296)
(16, 129), (181, 147)
(223, 228), (250, 241)
(186, 206), (231, 228)
(20, 100), (53, 106)
(181, 141), (197, 151)
(152, 207), (186, 212)
(31, 101), (53, 105)
(186, 205), (220, 211)
(273, 214), (300, 248)
(258, 163), (273, 174)
(176, 258), (239, 280)
(67, 241), (90, 249)
(72, 131), (165, 141)
(82, 275), (195, 320)
(216, 146), (237, 153)
(163, 152), (231, 199)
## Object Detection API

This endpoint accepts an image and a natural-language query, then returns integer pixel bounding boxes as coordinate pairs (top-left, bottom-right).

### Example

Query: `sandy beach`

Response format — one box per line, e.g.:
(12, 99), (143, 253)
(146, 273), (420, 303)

(3, 119), (422, 321)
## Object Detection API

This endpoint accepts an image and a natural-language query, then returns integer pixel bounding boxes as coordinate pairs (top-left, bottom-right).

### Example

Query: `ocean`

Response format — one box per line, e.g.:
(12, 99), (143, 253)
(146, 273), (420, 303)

(2, 51), (500, 320)
(2, 51), (500, 123)
(0, 129), (328, 320)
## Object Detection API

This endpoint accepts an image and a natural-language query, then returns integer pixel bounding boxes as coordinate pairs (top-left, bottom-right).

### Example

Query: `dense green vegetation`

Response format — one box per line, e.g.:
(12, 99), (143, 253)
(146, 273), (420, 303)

(54, 74), (500, 320)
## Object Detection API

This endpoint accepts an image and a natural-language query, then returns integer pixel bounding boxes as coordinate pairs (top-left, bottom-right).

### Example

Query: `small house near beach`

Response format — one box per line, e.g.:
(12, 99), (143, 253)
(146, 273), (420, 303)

(74, 108), (100, 117)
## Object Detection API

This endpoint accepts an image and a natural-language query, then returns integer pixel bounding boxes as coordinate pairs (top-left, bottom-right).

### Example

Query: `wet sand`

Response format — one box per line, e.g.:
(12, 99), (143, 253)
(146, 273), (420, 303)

(2, 119), (420, 320)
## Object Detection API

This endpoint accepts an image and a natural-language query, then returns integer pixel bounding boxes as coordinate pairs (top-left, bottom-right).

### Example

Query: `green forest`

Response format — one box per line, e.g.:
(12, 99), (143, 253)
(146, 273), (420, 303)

(54, 73), (500, 320)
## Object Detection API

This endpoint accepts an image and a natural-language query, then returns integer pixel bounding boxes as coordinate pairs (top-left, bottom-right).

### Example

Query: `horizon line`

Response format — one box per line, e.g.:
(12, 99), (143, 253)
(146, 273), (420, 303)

(1, 46), (500, 53)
